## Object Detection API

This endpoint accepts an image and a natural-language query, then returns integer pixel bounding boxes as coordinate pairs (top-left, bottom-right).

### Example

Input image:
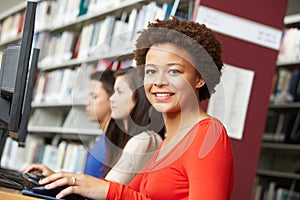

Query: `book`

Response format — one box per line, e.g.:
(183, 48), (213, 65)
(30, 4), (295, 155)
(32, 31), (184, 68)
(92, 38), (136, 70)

(96, 59), (112, 71)
(276, 188), (300, 200)
(0, 137), (29, 171)
(57, 68), (76, 102)
(23, 134), (45, 166)
(288, 110), (300, 144)
(42, 145), (58, 171)
(253, 185), (264, 200)
(78, 23), (94, 59)
(274, 68), (292, 104)
(72, 63), (94, 102)
(35, 1), (56, 31)
(72, 34), (81, 59)
(266, 182), (276, 200)
(277, 28), (300, 64)
(77, 0), (90, 17)
(62, 143), (81, 172)
(95, 15), (116, 55)
(33, 72), (46, 103)
(55, 141), (67, 171)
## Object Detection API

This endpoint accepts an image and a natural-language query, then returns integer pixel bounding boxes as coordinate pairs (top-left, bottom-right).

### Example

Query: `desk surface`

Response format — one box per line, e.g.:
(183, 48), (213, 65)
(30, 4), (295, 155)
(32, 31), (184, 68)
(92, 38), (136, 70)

(0, 187), (42, 200)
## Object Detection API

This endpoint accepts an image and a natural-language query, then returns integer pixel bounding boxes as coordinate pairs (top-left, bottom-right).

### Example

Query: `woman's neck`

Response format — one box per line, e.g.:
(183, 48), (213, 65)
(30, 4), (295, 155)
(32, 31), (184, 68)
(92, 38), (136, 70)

(123, 118), (129, 132)
(163, 106), (208, 141)
(99, 114), (111, 132)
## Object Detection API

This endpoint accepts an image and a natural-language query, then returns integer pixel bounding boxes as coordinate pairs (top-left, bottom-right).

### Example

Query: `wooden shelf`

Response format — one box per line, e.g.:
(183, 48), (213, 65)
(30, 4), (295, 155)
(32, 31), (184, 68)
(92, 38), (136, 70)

(31, 101), (85, 108)
(276, 61), (300, 69)
(257, 169), (300, 180)
(284, 13), (300, 27)
(38, 50), (134, 71)
(269, 102), (300, 109)
(261, 142), (300, 151)
(27, 126), (101, 135)
(0, 36), (21, 49)
(0, 1), (27, 20)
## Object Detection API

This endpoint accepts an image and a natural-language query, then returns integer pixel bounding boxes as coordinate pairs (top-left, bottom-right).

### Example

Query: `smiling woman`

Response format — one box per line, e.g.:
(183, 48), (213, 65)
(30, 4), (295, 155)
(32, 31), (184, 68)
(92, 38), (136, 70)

(143, 43), (205, 115)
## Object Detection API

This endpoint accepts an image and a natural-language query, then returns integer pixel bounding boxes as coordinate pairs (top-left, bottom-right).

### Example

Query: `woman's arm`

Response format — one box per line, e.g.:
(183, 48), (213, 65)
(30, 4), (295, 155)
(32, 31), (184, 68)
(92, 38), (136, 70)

(185, 125), (234, 200)
(39, 172), (151, 200)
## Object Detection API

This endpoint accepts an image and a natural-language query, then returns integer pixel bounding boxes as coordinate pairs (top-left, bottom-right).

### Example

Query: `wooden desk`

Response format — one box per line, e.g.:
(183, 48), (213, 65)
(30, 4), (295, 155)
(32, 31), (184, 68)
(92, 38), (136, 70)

(0, 187), (42, 200)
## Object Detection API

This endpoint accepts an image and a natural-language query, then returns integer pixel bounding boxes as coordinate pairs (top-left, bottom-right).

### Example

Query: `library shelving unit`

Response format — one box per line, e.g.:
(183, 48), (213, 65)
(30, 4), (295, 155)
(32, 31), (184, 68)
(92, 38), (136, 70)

(254, 0), (300, 199)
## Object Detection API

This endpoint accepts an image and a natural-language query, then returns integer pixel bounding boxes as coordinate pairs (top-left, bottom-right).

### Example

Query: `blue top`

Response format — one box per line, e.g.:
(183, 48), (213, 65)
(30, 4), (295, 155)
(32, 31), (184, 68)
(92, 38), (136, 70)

(84, 134), (106, 178)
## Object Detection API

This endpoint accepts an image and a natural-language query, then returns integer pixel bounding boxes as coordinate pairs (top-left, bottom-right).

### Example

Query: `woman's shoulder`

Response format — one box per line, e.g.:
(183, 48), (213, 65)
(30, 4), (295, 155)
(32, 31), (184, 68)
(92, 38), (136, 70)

(124, 131), (162, 153)
(129, 130), (160, 139)
(197, 117), (226, 131)
(181, 118), (232, 160)
(188, 117), (229, 148)
(131, 130), (162, 143)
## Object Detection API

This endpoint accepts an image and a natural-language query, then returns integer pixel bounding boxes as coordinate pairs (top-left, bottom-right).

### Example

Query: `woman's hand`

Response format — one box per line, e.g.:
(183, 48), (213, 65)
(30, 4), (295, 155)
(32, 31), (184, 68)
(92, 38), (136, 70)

(39, 172), (110, 200)
(22, 164), (54, 176)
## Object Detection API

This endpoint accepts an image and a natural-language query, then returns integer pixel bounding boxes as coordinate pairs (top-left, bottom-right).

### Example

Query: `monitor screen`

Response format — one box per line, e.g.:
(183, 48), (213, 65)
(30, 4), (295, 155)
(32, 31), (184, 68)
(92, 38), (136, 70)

(0, 1), (39, 151)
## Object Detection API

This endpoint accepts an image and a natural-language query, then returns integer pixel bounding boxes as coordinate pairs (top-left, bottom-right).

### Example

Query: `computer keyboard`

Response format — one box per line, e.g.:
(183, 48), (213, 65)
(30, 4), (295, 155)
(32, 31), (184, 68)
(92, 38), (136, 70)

(0, 167), (22, 177)
(0, 167), (23, 190)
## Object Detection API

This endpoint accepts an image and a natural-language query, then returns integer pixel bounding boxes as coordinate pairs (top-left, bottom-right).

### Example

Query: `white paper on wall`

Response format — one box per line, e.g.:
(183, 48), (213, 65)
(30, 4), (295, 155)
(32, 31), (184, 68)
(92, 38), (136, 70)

(207, 64), (255, 140)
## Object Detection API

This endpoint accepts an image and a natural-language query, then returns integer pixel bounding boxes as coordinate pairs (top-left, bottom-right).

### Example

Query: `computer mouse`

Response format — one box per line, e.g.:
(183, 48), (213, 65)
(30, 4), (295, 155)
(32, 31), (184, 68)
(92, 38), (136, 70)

(23, 172), (46, 189)
(32, 185), (84, 200)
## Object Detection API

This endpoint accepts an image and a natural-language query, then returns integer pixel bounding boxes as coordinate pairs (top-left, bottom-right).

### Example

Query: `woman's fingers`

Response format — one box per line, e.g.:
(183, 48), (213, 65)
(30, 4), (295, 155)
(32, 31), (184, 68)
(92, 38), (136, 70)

(39, 172), (71, 186)
(22, 164), (43, 173)
(39, 172), (110, 200)
(56, 185), (77, 199)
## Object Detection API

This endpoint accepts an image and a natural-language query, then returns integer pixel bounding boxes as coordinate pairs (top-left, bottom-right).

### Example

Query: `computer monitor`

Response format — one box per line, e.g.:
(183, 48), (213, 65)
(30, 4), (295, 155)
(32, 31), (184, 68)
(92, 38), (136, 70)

(0, 0), (39, 161)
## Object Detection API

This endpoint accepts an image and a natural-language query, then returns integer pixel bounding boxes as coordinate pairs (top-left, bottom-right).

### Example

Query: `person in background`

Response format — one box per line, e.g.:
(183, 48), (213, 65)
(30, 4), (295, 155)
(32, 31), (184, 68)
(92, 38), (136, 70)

(38, 17), (234, 200)
(23, 70), (116, 178)
(83, 70), (115, 178)
(105, 67), (164, 184)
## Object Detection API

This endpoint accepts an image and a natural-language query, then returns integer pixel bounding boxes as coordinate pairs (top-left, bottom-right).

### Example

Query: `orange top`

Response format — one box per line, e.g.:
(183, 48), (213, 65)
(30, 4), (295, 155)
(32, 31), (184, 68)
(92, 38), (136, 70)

(106, 118), (234, 200)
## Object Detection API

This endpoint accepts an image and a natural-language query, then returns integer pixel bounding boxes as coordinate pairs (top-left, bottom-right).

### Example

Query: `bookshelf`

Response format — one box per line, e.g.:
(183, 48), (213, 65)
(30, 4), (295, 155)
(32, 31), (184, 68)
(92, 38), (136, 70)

(254, 0), (300, 199)
(0, 0), (191, 171)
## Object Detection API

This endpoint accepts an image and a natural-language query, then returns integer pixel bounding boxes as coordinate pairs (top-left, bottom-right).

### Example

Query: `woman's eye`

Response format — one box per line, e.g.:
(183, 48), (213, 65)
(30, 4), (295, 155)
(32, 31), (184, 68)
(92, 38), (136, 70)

(116, 89), (122, 94)
(169, 69), (180, 74)
(145, 69), (156, 75)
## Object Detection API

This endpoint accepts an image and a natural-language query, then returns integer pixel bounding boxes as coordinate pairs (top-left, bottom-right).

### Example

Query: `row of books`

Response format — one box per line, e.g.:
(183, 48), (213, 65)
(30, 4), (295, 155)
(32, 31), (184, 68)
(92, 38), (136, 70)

(253, 181), (300, 200)
(33, 31), (79, 65)
(34, 64), (92, 104)
(33, 58), (134, 104)
(34, 1), (176, 68)
(263, 109), (300, 143)
(1, 134), (92, 173)
(35, 0), (127, 30)
(0, 10), (24, 44)
(270, 68), (300, 104)
(277, 28), (300, 64)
